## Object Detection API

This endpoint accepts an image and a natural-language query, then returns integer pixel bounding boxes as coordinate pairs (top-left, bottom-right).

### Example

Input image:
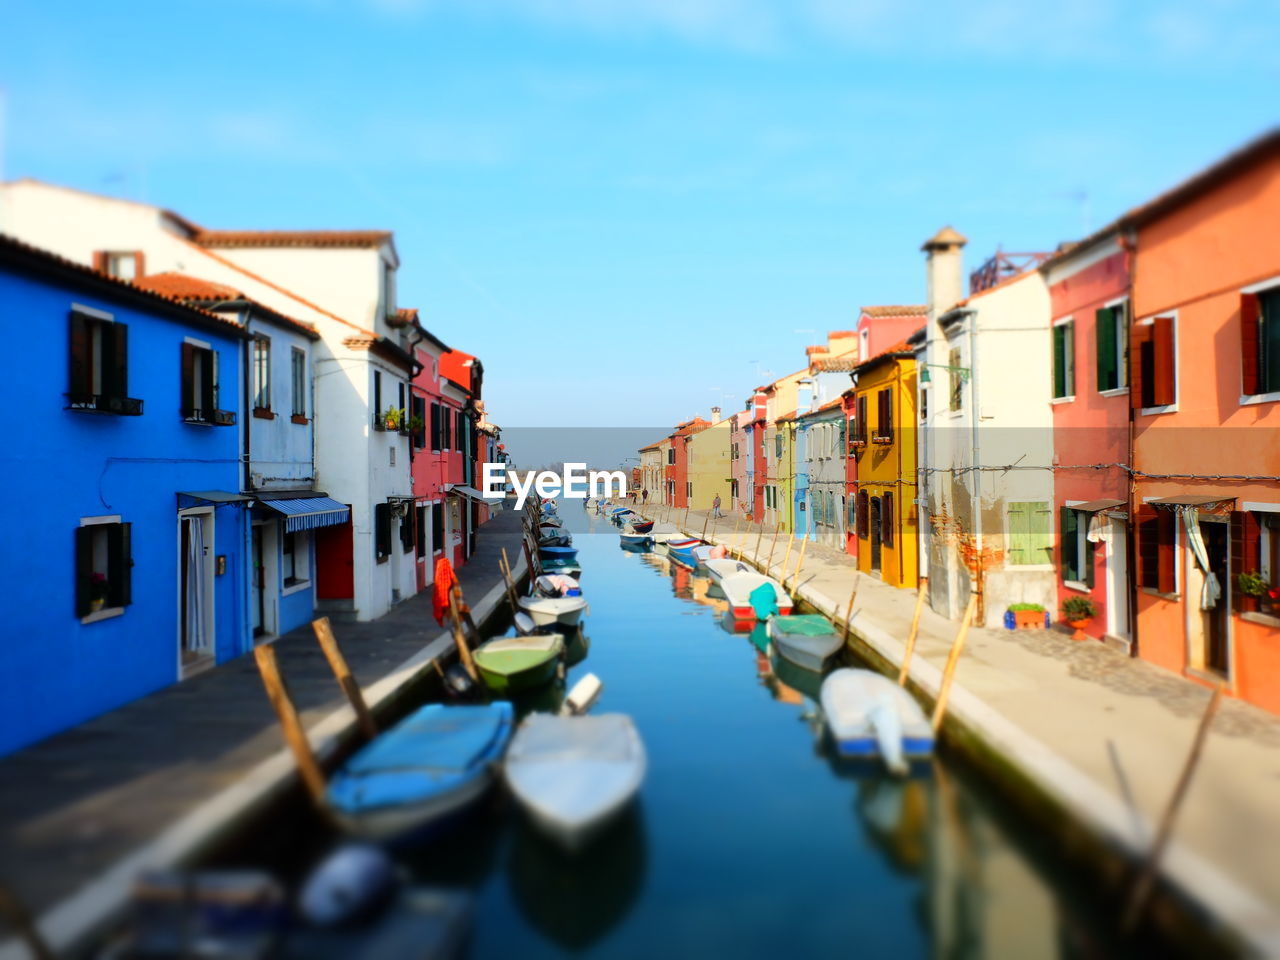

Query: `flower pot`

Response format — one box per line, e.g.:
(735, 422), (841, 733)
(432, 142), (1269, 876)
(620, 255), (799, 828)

(1067, 617), (1091, 641)
(1013, 610), (1043, 630)
(90, 597), (105, 614)
(1239, 595), (1259, 613)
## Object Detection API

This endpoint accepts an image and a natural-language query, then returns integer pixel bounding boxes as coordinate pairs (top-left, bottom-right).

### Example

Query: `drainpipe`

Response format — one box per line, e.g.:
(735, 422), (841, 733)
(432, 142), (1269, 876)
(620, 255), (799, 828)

(241, 307), (253, 494)
(1121, 227), (1140, 658)
(969, 308), (983, 625)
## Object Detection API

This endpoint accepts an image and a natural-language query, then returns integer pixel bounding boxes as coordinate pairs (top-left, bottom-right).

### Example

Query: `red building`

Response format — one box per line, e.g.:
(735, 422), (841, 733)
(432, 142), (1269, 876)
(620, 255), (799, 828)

(669, 417), (710, 508)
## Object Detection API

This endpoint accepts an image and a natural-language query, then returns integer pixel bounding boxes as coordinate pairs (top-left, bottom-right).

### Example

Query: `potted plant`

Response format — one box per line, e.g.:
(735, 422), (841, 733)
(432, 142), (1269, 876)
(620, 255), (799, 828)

(1237, 570), (1267, 612)
(382, 407), (403, 432)
(1006, 602), (1046, 630)
(1061, 595), (1097, 640)
(88, 572), (109, 613)
(408, 414), (425, 436)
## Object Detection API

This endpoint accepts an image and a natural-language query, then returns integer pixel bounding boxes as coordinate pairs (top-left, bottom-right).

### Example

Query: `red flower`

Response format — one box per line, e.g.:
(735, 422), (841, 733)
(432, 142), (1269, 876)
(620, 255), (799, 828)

(1267, 586), (1280, 601)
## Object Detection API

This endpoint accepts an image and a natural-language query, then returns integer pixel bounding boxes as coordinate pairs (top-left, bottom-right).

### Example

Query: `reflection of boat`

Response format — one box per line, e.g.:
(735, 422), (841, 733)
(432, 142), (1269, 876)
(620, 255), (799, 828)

(619, 538), (652, 554)
(745, 621), (771, 653)
(506, 803), (646, 950)
(504, 714), (647, 849)
(821, 669), (934, 775)
(756, 650), (804, 705)
(326, 703), (514, 843)
(768, 614), (844, 672)
(282, 886), (473, 959)
(772, 650), (825, 701)
(719, 572), (794, 622)
(474, 635), (564, 694)
(564, 628), (590, 666)
(856, 776), (929, 874)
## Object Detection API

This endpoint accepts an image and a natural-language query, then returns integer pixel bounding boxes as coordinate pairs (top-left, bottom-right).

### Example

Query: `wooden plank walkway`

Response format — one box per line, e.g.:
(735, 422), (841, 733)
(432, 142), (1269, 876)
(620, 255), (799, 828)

(0, 505), (525, 935)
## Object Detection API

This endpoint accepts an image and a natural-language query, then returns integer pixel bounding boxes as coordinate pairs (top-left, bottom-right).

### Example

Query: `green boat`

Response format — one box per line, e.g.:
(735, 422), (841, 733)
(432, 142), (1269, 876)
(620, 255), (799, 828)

(474, 635), (565, 694)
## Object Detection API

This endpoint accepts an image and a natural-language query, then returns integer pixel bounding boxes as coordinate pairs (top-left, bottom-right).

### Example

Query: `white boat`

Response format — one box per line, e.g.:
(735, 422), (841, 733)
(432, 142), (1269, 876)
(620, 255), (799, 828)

(767, 615), (844, 672)
(820, 668), (934, 776)
(719, 572), (794, 622)
(504, 713), (646, 849)
(518, 594), (588, 629)
(619, 525), (653, 546)
(705, 557), (751, 585)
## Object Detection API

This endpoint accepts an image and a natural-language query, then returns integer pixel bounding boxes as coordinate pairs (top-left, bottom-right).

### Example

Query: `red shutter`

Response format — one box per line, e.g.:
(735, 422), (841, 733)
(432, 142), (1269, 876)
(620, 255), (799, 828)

(1138, 507), (1159, 588)
(1132, 324), (1152, 410)
(1153, 316), (1175, 406)
(1157, 509), (1176, 595)
(1241, 293), (1261, 396)
(92, 251), (108, 272)
(133, 251), (146, 279)
(1230, 510), (1262, 611)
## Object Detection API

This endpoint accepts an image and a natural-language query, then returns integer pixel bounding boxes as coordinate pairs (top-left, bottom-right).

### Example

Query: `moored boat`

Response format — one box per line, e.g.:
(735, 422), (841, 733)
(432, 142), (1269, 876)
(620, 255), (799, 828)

(665, 538), (705, 569)
(504, 713), (646, 849)
(518, 593), (588, 629)
(705, 557), (751, 584)
(820, 668), (934, 775)
(718, 571), (794, 622)
(474, 635), (565, 694)
(325, 703), (514, 843)
(538, 544), (579, 563)
(767, 614), (844, 672)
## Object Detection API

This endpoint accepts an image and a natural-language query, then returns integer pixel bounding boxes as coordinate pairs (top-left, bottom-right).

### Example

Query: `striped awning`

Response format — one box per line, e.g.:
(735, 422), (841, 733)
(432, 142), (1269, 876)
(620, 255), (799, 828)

(262, 496), (350, 532)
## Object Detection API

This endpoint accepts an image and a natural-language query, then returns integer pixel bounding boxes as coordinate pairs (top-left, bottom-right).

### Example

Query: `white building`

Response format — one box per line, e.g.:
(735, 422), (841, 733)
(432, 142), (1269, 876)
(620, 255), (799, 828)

(916, 228), (1055, 626)
(0, 179), (420, 621)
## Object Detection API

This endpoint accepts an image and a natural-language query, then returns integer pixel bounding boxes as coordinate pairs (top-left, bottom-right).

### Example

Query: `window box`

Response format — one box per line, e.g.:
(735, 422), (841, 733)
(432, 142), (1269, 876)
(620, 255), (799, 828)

(252, 407), (275, 420)
(67, 393), (144, 415)
(291, 414), (309, 425)
(182, 408), (236, 426)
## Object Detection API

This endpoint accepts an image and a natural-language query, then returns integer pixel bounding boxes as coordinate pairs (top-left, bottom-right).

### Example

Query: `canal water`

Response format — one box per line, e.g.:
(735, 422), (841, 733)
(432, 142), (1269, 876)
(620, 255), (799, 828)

(391, 503), (1151, 959)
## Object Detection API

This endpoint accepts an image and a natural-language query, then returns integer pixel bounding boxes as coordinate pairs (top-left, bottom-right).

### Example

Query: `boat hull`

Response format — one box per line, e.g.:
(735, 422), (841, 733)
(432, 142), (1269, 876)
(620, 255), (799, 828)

(518, 595), (588, 628)
(821, 669), (934, 772)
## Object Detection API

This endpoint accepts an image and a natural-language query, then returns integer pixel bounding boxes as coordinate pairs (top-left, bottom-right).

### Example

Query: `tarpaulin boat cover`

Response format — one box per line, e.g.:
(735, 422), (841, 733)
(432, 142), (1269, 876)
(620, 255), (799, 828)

(772, 614), (837, 637)
(749, 582), (780, 620)
(508, 714), (638, 765)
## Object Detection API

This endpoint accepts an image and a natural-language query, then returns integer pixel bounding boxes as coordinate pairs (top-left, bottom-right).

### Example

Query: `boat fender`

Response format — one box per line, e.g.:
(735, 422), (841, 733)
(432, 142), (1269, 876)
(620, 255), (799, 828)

(299, 844), (398, 927)
(561, 673), (604, 716)
(443, 663), (476, 698)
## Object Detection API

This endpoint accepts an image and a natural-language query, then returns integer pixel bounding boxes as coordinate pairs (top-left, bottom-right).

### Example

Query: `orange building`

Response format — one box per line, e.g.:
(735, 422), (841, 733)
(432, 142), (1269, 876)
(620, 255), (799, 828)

(1128, 131), (1280, 712)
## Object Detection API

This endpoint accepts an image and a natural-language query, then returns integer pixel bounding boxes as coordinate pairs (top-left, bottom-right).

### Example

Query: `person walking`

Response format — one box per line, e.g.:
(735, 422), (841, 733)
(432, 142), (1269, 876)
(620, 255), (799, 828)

(642, 488), (649, 504)
(712, 493), (723, 519)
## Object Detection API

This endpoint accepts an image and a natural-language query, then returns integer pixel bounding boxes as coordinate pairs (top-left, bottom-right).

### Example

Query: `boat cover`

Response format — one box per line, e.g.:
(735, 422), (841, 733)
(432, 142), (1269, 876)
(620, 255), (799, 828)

(771, 615), (836, 637)
(509, 714), (638, 764)
(327, 704), (513, 813)
(749, 582), (780, 620)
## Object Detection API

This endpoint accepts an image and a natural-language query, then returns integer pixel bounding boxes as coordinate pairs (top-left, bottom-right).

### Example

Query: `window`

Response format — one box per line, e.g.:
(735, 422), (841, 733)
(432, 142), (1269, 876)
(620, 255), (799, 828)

(874, 388), (894, 443)
(882, 491), (894, 548)
(416, 506), (429, 558)
(93, 250), (144, 280)
(1052, 319), (1075, 399)
(400, 504), (415, 553)
(442, 404), (452, 450)
(1060, 507), (1094, 587)
(667, 448), (675, 464)
(1006, 501), (1052, 565)
(852, 396), (868, 446)
(381, 264), (396, 319)
(857, 490), (869, 538)
(686, 482), (692, 499)
(282, 531), (310, 586)
(456, 410), (466, 452)
(1138, 506), (1176, 593)
(1133, 316), (1176, 410)
(1230, 510), (1279, 616)
(1096, 303), (1128, 392)
(291, 348), (307, 420)
(920, 381), (928, 421)
(76, 519), (132, 618)
(373, 371), (383, 424)
(775, 434), (783, 458)
(431, 402), (442, 451)
(68, 309), (140, 415)
(949, 346), (964, 412)
(1242, 288), (1280, 396)
(181, 341), (232, 425)
(431, 503), (444, 554)
(252, 337), (272, 413)
(847, 495), (857, 529)
(375, 502), (391, 562)
(412, 395), (427, 449)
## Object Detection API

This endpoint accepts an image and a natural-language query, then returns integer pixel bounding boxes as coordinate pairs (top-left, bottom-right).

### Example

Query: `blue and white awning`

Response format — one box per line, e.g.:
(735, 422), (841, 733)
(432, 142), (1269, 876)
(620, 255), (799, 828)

(263, 496), (351, 532)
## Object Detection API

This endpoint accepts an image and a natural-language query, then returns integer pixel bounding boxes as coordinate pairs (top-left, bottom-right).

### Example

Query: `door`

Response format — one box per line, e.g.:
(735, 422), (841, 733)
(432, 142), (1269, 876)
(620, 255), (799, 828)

(1203, 521), (1230, 675)
(315, 516), (354, 599)
(180, 513), (213, 673)
(1106, 517), (1131, 641)
(870, 496), (882, 573)
(251, 526), (265, 636)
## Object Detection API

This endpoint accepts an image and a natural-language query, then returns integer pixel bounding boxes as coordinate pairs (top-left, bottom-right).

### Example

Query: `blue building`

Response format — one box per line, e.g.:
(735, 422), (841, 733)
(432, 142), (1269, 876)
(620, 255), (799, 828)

(0, 237), (254, 754)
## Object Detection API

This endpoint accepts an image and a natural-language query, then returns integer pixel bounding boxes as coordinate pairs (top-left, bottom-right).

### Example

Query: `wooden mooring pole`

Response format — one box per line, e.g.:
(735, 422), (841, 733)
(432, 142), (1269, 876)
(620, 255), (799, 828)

(897, 577), (929, 686)
(931, 593), (977, 732)
(1121, 683), (1224, 934)
(253, 644), (329, 806)
(447, 587), (479, 681)
(766, 525), (781, 572)
(0, 885), (56, 960)
(754, 521), (765, 563)
(842, 574), (860, 639)
(499, 548), (520, 612)
(788, 534), (809, 590)
(311, 617), (378, 741)
(777, 530), (795, 580)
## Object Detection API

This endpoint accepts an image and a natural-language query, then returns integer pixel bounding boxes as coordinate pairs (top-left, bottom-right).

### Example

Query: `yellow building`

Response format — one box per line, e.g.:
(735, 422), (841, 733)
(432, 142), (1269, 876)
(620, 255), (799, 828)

(850, 345), (918, 588)
(687, 417), (732, 514)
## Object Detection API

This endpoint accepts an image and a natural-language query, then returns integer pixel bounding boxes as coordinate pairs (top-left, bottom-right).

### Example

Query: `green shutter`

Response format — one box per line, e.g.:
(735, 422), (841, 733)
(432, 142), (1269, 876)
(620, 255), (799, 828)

(1060, 506), (1078, 580)
(1097, 308), (1117, 392)
(1053, 326), (1067, 398)
(1030, 502), (1052, 564)
(1008, 502), (1027, 564)
(1262, 289), (1280, 393)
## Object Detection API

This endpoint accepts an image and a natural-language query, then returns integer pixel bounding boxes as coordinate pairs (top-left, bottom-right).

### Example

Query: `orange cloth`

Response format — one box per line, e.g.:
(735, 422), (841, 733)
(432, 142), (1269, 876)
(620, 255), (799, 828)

(432, 557), (459, 625)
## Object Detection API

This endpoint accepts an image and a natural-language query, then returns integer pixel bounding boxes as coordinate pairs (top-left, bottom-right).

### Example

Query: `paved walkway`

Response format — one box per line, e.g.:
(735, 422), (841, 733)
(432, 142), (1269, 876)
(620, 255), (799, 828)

(0, 506), (525, 952)
(639, 503), (1280, 954)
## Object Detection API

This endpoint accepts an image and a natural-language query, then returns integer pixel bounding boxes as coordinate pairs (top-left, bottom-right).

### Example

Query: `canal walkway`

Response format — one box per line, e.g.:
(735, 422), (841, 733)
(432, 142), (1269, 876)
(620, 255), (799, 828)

(0, 505), (526, 957)
(643, 504), (1280, 956)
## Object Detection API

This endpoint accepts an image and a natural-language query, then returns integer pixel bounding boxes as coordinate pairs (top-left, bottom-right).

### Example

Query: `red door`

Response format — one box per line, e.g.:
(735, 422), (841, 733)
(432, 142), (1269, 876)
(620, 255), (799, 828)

(315, 517), (354, 599)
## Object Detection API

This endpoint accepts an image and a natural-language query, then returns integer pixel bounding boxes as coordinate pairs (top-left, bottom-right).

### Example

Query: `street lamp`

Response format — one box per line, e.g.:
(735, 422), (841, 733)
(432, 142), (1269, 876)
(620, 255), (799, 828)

(919, 363), (971, 384)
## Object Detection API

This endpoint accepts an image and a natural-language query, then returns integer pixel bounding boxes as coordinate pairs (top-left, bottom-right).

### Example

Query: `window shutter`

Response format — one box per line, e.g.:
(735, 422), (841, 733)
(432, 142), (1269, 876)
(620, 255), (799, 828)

(69, 312), (90, 396)
(375, 503), (391, 559)
(75, 526), (93, 617)
(1060, 506), (1078, 580)
(857, 490), (868, 538)
(1153, 316), (1175, 406)
(208, 350), (219, 412)
(1096, 308), (1117, 392)
(1156, 509), (1176, 594)
(134, 251), (146, 279)
(1053, 325), (1067, 397)
(109, 323), (129, 399)
(1084, 524), (1096, 590)
(883, 491), (894, 548)
(400, 506), (415, 551)
(857, 395), (867, 443)
(180, 342), (195, 416)
(92, 251), (108, 272)
(110, 522), (132, 607)
(1132, 324), (1152, 409)
(1229, 510), (1261, 611)
(1241, 293), (1260, 396)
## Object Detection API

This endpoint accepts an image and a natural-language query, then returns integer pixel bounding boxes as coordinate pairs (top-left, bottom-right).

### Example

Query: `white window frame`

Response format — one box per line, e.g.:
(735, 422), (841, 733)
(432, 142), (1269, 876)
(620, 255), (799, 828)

(1239, 275), (1280, 405)
(1061, 500), (1091, 591)
(1135, 311), (1179, 416)
(79, 514), (126, 623)
(1097, 296), (1130, 396)
(281, 529), (312, 595)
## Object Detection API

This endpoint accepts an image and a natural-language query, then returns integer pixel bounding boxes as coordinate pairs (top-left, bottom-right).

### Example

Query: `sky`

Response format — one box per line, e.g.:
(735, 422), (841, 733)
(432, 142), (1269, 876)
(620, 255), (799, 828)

(3, 0), (1279, 444)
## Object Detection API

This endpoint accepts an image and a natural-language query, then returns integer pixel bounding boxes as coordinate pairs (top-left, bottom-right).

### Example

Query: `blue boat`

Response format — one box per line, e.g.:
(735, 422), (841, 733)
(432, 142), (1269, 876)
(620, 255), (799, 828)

(666, 539), (707, 570)
(539, 544), (579, 562)
(326, 703), (514, 843)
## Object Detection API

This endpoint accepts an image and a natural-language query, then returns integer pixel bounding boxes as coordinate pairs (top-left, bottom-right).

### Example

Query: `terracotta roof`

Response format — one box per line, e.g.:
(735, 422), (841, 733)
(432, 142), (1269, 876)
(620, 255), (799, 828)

(805, 344), (829, 356)
(195, 229), (392, 249)
(775, 409), (798, 422)
(860, 305), (926, 318)
(811, 355), (860, 373)
(135, 271), (319, 339)
(795, 397), (845, 420)
(0, 235), (248, 339)
(851, 340), (915, 376)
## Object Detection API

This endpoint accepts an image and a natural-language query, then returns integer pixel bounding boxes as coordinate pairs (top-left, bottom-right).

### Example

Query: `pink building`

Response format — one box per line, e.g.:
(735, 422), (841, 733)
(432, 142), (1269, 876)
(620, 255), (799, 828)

(855, 306), (926, 362)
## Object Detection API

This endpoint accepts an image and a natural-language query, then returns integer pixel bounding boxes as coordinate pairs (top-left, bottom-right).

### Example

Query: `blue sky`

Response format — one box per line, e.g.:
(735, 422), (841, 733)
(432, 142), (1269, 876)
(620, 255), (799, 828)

(4, 0), (1278, 434)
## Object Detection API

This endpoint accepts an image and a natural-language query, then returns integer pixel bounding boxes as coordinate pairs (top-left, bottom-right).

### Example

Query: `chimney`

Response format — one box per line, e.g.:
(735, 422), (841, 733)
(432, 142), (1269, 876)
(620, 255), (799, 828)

(922, 226), (967, 319)
(711, 406), (722, 423)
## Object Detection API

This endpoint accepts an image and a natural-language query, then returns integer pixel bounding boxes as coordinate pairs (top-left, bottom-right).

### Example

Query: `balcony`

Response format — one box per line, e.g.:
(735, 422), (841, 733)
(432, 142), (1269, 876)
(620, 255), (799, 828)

(183, 408), (237, 426)
(66, 393), (143, 416)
